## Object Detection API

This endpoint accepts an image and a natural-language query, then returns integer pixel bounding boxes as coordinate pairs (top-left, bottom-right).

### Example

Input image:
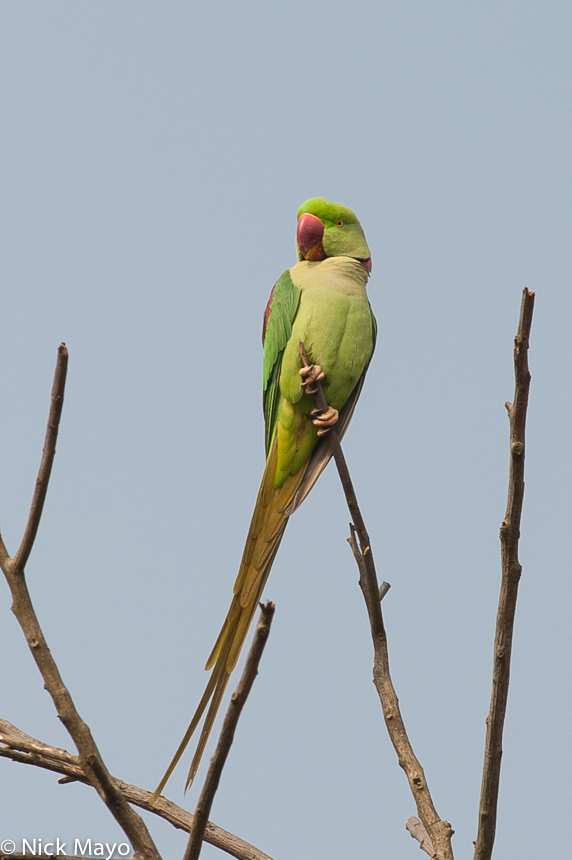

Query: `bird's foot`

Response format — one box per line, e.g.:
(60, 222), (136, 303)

(299, 363), (325, 394)
(311, 405), (339, 436)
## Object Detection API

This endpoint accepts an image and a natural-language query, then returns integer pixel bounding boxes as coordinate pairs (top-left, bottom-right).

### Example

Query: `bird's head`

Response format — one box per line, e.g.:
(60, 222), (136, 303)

(296, 197), (371, 273)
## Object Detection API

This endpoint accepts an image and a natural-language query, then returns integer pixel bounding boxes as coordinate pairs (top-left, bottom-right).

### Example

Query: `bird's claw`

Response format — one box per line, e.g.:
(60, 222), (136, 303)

(312, 405), (339, 436)
(299, 363), (325, 393)
(299, 363), (338, 434)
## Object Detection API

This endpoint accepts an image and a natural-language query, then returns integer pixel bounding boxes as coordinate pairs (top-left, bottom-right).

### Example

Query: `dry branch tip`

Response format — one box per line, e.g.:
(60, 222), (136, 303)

(474, 288), (534, 860)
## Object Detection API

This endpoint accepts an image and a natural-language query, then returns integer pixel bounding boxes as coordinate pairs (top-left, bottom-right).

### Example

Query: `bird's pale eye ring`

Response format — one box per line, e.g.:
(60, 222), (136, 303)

(336, 219), (345, 228)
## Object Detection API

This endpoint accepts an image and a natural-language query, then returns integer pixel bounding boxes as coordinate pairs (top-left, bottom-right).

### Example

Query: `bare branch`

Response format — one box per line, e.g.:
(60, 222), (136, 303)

(0, 348), (161, 860)
(474, 288), (535, 860)
(0, 720), (275, 860)
(0, 718), (81, 777)
(183, 603), (276, 860)
(13, 343), (68, 570)
(299, 342), (454, 860)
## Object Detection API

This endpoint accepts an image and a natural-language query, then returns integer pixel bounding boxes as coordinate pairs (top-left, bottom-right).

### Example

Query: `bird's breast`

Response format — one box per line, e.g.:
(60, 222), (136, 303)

(283, 257), (374, 410)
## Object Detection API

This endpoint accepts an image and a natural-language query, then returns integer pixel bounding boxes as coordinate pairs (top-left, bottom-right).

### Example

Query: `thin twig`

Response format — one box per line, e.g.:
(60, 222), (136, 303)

(183, 603), (276, 860)
(13, 343), (68, 570)
(0, 348), (161, 860)
(299, 342), (454, 860)
(0, 720), (274, 860)
(473, 288), (535, 860)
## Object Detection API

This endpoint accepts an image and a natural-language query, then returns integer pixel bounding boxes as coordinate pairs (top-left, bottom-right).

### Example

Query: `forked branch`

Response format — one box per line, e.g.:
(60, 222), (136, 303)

(473, 288), (535, 860)
(0, 720), (274, 860)
(299, 342), (454, 860)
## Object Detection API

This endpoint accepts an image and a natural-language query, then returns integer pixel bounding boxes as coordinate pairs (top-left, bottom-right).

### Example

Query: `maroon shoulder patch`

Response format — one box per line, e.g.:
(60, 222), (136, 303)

(262, 284), (276, 343)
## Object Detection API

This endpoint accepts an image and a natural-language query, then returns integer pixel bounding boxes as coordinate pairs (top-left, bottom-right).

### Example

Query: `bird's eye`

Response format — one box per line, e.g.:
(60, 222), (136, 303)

(336, 219), (345, 228)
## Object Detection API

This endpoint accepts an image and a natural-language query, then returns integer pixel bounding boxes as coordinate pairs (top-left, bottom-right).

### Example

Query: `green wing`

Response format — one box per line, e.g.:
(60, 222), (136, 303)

(262, 270), (301, 454)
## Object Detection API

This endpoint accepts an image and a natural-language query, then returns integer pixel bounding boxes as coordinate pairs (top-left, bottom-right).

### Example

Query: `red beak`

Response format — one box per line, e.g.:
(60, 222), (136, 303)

(297, 212), (326, 261)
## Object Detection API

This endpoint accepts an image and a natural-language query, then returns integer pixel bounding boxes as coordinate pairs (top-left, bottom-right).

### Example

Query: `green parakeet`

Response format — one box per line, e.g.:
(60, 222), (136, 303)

(153, 197), (376, 799)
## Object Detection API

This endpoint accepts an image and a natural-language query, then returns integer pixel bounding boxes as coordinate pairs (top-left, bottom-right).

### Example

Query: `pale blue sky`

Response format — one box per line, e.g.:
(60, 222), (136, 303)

(1, 2), (570, 858)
